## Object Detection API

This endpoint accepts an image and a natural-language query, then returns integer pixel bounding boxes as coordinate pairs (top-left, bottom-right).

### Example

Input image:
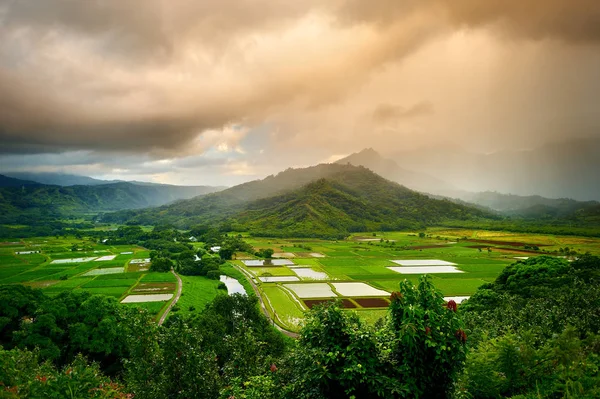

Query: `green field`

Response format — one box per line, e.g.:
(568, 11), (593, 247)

(234, 230), (600, 332)
(2, 229), (599, 332)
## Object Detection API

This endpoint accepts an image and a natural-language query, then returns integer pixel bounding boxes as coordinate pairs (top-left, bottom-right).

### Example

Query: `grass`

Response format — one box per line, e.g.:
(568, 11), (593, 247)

(81, 278), (139, 288)
(261, 285), (305, 331)
(174, 275), (224, 317)
(141, 272), (176, 283)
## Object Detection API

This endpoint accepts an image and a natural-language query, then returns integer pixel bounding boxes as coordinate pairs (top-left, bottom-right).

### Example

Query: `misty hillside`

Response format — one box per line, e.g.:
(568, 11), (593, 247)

(0, 174), (41, 187)
(103, 164), (496, 236)
(335, 148), (457, 195)
(2, 172), (118, 186)
(0, 181), (223, 224)
(391, 138), (600, 201)
(460, 191), (599, 218)
(340, 148), (599, 218)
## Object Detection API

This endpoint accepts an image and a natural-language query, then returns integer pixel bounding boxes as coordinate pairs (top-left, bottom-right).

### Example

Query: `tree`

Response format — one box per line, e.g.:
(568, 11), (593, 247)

(149, 257), (172, 272)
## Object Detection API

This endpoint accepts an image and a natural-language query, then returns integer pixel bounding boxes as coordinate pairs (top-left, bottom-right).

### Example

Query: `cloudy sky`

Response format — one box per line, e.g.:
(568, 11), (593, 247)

(1, 0), (599, 186)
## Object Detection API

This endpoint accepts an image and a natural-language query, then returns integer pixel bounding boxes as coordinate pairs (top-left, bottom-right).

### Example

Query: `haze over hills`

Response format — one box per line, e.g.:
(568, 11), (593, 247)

(103, 164), (496, 237)
(338, 147), (599, 218)
(390, 138), (600, 201)
(334, 148), (457, 196)
(2, 172), (118, 186)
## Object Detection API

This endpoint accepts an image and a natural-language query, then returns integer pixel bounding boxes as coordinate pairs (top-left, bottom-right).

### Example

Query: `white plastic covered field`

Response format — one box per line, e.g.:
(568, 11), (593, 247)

(284, 283), (337, 298)
(129, 258), (151, 264)
(83, 267), (124, 276)
(121, 294), (173, 303)
(95, 255), (117, 261)
(50, 257), (97, 264)
(332, 282), (389, 297)
(391, 259), (457, 266)
(387, 266), (463, 274)
(292, 268), (329, 280)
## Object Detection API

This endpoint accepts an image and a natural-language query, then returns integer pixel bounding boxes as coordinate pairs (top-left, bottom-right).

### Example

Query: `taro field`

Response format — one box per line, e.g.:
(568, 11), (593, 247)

(0, 237), (177, 319)
(236, 230), (600, 332)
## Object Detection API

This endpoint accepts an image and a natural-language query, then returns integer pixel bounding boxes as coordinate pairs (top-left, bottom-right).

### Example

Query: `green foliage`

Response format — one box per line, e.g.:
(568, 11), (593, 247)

(283, 301), (399, 398)
(149, 257), (172, 272)
(462, 255), (600, 341)
(124, 314), (220, 399)
(459, 255), (600, 398)
(256, 248), (274, 259)
(0, 348), (129, 398)
(275, 276), (467, 398)
(0, 287), (141, 375)
(384, 277), (467, 398)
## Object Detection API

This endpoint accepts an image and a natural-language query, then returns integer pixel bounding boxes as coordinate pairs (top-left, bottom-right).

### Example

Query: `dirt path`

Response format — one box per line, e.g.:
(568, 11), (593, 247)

(158, 269), (182, 325)
(234, 265), (299, 338)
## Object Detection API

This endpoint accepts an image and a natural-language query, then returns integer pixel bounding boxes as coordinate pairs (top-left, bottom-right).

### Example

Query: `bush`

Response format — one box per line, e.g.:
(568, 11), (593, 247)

(206, 270), (222, 280)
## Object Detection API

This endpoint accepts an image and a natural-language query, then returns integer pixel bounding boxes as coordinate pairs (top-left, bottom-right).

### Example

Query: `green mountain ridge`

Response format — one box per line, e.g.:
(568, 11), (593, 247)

(104, 165), (495, 238)
(0, 180), (223, 224)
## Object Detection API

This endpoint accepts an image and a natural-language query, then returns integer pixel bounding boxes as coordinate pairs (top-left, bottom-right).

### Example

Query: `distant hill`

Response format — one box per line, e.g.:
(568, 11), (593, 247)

(459, 191), (599, 218)
(337, 148), (600, 219)
(0, 174), (40, 187)
(335, 148), (457, 196)
(2, 172), (117, 186)
(0, 181), (224, 225)
(104, 164), (496, 237)
(391, 138), (600, 201)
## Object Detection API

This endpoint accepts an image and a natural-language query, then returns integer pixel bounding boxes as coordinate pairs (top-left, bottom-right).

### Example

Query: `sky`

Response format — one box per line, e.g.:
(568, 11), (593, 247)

(0, 0), (599, 186)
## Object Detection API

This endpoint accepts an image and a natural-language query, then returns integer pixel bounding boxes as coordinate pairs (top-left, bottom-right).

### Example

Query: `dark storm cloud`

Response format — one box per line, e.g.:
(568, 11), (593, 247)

(0, 0), (598, 160)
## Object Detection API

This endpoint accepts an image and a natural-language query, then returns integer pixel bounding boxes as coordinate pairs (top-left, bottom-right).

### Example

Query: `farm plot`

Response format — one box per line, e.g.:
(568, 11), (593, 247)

(332, 282), (389, 297)
(284, 283), (336, 298)
(391, 259), (457, 266)
(81, 279), (139, 288)
(121, 294), (173, 303)
(261, 285), (305, 330)
(50, 257), (97, 264)
(258, 276), (300, 282)
(273, 252), (296, 258)
(387, 266), (464, 274)
(304, 299), (356, 309)
(95, 255), (117, 261)
(129, 258), (151, 264)
(353, 298), (390, 308)
(242, 259), (295, 266)
(248, 267), (295, 276)
(132, 282), (175, 293)
(292, 268), (329, 280)
(83, 267), (124, 276)
(76, 286), (130, 298)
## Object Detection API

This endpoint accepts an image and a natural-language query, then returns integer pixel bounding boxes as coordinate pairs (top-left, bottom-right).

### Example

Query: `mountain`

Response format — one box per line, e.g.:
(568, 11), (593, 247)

(390, 138), (600, 201)
(0, 181), (224, 225)
(103, 164), (495, 237)
(2, 172), (117, 186)
(335, 148), (457, 196)
(0, 174), (41, 187)
(459, 191), (599, 218)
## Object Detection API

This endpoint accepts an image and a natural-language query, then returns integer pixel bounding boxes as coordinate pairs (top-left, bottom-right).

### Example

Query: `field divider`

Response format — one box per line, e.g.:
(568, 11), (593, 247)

(158, 269), (182, 325)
